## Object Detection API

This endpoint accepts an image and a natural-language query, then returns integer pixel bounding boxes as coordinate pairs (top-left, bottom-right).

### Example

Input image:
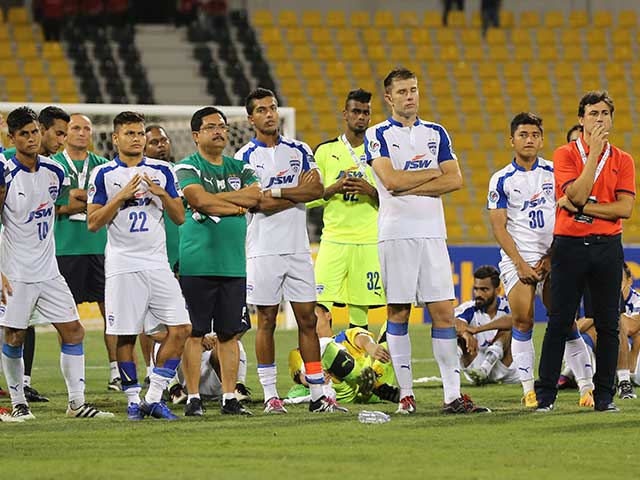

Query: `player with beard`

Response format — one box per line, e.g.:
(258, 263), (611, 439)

(307, 89), (384, 332)
(455, 266), (519, 385)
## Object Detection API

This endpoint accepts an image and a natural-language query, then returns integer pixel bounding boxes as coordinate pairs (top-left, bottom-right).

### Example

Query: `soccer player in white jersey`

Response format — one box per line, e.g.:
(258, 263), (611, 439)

(0, 107), (113, 420)
(365, 68), (488, 414)
(87, 111), (191, 421)
(487, 112), (594, 408)
(455, 266), (520, 385)
(235, 88), (341, 413)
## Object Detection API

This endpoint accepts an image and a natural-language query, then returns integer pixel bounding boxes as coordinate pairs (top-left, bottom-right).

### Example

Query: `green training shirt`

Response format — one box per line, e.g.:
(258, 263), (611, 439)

(52, 150), (109, 256)
(175, 152), (258, 277)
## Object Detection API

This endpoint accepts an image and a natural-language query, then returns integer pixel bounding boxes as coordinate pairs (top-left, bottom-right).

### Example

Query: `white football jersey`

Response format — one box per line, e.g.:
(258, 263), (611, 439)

(364, 117), (456, 241)
(0, 154), (68, 282)
(88, 156), (179, 277)
(455, 297), (511, 351)
(487, 158), (555, 261)
(235, 136), (318, 257)
(624, 288), (640, 317)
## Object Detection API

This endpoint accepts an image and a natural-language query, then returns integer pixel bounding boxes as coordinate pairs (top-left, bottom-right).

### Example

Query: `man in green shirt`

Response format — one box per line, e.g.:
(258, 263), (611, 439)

(1, 106), (70, 403)
(307, 89), (385, 331)
(51, 113), (116, 391)
(175, 107), (261, 416)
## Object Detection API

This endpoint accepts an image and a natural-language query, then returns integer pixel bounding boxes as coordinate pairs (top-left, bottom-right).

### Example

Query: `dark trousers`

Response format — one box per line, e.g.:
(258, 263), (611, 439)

(535, 234), (623, 406)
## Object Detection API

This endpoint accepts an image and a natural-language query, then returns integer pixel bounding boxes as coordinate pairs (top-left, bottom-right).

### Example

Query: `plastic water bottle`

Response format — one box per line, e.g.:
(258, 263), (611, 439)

(358, 410), (391, 424)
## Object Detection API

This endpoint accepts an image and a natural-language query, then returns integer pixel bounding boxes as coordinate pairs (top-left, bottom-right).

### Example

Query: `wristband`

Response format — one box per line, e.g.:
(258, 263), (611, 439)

(271, 188), (282, 198)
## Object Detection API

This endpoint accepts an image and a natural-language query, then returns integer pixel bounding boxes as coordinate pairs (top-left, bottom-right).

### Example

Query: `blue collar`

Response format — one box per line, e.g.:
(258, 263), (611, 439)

(511, 157), (539, 171)
(251, 136), (281, 147)
(11, 154), (40, 172)
(388, 116), (421, 127)
(114, 155), (146, 167)
(625, 289), (636, 304)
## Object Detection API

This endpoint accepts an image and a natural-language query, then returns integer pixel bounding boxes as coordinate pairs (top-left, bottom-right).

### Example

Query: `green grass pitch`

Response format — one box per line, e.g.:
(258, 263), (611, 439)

(2, 323), (640, 479)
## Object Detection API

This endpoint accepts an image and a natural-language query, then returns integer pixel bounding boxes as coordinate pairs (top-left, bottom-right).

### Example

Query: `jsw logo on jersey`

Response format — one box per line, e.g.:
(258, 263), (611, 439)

(266, 168), (295, 188)
(337, 167), (363, 179)
(122, 197), (153, 209)
(520, 192), (546, 211)
(403, 154), (432, 170)
(25, 202), (53, 223)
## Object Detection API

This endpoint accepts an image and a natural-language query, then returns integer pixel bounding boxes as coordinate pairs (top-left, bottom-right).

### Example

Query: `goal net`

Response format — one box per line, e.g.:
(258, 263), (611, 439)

(0, 103), (296, 161)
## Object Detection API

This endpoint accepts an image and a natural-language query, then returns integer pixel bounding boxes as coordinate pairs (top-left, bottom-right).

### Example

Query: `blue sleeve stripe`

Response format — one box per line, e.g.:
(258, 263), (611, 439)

(92, 168), (108, 205)
(435, 124), (455, 163)
(375, 126), (390, 158)
(146, 164), (179, 198)
(456, 306), (475, 322)
(242, 144), (259, 164)
(40, 162), (65, 191)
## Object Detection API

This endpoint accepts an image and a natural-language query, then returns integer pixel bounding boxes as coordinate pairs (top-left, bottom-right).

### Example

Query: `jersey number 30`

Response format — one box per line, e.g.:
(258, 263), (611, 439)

(528, 210), (545, 229)
(129, 211), (149, 232)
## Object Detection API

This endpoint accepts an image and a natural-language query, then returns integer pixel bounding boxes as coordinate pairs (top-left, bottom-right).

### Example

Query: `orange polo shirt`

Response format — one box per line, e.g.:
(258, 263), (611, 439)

(554, 137), (635, 236)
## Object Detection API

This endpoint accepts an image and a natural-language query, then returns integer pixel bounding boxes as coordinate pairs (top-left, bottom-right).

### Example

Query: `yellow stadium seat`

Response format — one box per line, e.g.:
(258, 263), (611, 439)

(23, 61), (45, 77)
(470, 11), (482, 28)
(618, 10), (637, 28)
(7, 7), (28, 24)
(584, 29), (607, 46)
(340, 45), (362, 62)
(351, 11), (370, 28)
(59, 92), (80, 103)
(568, 11), (588, 28)
(316, 45), (337, 61)
(252, 10), (273, 27)
(423, 10), (441, 28)
(556, 80), (580, 97)
(562, 45), (583, 62)
(464, 116), (485, 132)
(559, 28), (581, 46)
(326, 11), (346, 28)
(459, 29), (479, 45)
(366, 45), (386, 62)
(488, 115), (507, 133)
(485, 28), (507, 45)
(481, 79), (502, 97)
(487, 45), (509, 62)
(16, 43), (38, 59)
(291, 45), (313, 61)
(374, 11), (395, 28)
(447, 10), (466, 27)
(309, 28), (331, 45)
(284, 80), (303, 96)
(415, 44), (437, 61)
(464, 45), (485, 62)
(399, 11), (420, 27)
(533, 30), (555, 46)
(439, 45), (460, 62)
(486, 99), (507, 116)
(41, 42), (64, 60)
(389, 45), (411, 62)
(533, 80), (553, 97)
(285, 27), (306, 44)
(611, 29), (632, 47)
(362, 29), (383, 45)
(500, 10), (515, 28)
(48, 60), (72, 77)
(299, 61), (323, 79)
(613, 47), (633, 61)
(478, 133), (501, 151)
(30, 77), (51, 95)
(430, 81), (453, 97)
(544, 11), (564, 28)
(503, 61), (523, 80)
(593, 11), (613, 28)
(510, 29), (531, 45)
(586, 45), (608, 61)
(630, 63), (640, 80)
(386, 29), (406, 44)
(554, 62), (576, 80)
(54, 77), (77, 95)
(262, 45), (286, 62)
(278, 10), (298, 27)
(12, 26), (35, 42)
(477, 62), (496, 79)
(452, 62), (473, 79)
(301, 11), (322, 27)
(538, 46), (559, 61)
(0, 28), (8, 42)
(518, 11), (540, 28)
(259, 27), (281, 43)
(350, 61), (371, 77)
(409, 29), (431, 46)
(335, 29), (353, 45)
(435, 29), (456, 44)
(455, 133), (474, 150)
(456, 80), (476, 97)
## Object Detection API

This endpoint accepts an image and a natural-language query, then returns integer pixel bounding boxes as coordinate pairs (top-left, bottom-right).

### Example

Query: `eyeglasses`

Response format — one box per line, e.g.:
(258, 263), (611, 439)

(199, 124), (228, 132)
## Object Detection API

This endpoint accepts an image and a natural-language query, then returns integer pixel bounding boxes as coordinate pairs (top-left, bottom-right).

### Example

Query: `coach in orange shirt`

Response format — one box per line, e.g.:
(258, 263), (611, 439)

(535, 91), (635, 412)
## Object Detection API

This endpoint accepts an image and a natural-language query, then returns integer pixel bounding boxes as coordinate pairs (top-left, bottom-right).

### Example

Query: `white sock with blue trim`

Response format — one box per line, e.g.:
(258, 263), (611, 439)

(60, 343), (86, 409)
(386, 321), (413, 399)
(2, 343), (26, 408)
(511, 328), (535, 394)
(432, 327), (461, 404)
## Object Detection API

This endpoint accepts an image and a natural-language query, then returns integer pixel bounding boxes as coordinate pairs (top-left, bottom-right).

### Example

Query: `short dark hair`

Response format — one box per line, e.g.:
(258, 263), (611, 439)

(510, 112), (543, 137)
(383, 68), (417, 92)
(245, 87), (276, 115)
(578, 90), (615, 117)
(38, 106), (70, 130)
(566, 124), (583, 143)
(190, 107), (227, 132)
(345, 88), (372, 108)
(7, 106), (38, 134)
(113, 111), (145, 131)
(623, 262), (632, 279)
(474, 265), (500, 289)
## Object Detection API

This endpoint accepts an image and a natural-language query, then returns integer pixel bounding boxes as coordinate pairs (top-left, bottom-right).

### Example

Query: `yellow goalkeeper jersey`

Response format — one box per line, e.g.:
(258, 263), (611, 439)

(307, 136), (379, 244)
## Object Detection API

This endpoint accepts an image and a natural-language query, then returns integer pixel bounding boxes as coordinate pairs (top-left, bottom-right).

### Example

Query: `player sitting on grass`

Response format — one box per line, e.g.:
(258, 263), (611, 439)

(455, 266), (520, 386)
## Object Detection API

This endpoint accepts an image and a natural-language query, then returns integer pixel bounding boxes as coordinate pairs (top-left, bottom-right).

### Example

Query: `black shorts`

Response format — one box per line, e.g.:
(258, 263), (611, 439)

(180, 275), (251, 338)
(57, 254), (105, 304)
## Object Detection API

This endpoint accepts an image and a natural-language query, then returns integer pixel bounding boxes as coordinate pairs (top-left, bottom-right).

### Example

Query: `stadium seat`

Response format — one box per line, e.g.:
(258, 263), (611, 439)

(252, 10), (273, 27)
(439, 45), (460, 62)
(568, 11), (589, 28)
(278, 11), (298, 27)
(464, 45), (484, 62)
(7, 7), (28, 25)
(16, 43), (38, 59)
(362, 29), (383, 45)
(54, 77), (78, 95)
(487, 45), (509, 62)
(388, 45), (411, 62)
(586, 45), (608, 61)
(499, 10), (515, 28)
(399, 12), (420, 27)
(613, 47), (633, 61)
(301, 11), (322, 28)
(452, 62), (473, 79)
(519, 11), (541, 28)
(562, 45), (584, 62)
(593, 11), (613, 28)
(538, 46), (559, 61)
(423, 11), (441, 28)
(611, 29), (632, 47)
(30, 77), (52, 95)
(386, 29), (406, 44)
(316, 45), (337, 61)
(533, 30), (556, 46)
(617, 10), (637, 28)
(584, 29), (607, 46)
(12, 26), (36, 42)
(23, 61), (45, 77)
(350, 11), (370, 28)
(510, 29), (531, 45)
(485, 29), (507, 45)
(374, 11), (395, 28)
(447, 10), (466, 27)
(326, 10), (346, 28)
(544, 11), (565, 28)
